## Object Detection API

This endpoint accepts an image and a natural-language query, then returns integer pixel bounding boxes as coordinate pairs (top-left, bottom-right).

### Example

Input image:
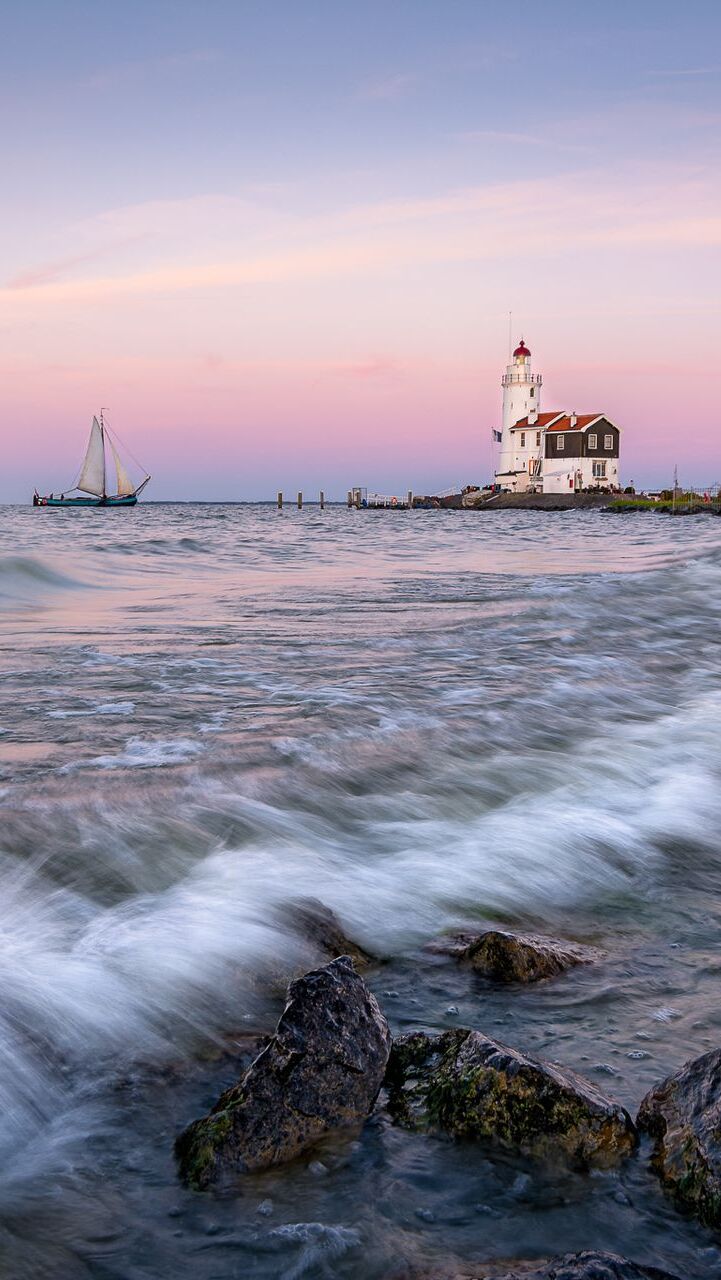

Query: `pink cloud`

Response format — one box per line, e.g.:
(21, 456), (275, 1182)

(4, 167), (720, 311)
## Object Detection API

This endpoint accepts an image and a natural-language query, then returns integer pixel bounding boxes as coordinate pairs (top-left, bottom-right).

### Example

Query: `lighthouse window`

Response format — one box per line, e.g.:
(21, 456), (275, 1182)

(588, 433), (597, 449)
(604, 433), (613, 449)
(530, 386), (535, 398)
(520, 432), (526, 447)
(557, 435), (565, 451)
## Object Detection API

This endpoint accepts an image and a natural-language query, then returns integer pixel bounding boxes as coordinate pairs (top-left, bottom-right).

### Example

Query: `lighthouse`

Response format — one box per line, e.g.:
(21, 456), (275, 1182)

(496, 339), (543, 482)
(492, 336), (622, 494)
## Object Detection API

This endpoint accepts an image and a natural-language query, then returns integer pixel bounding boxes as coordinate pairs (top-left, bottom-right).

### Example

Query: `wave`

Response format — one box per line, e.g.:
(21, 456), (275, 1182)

(69, 736), (204, 770)
(106, 536), (211, 556)
(0, 556), (82, 606)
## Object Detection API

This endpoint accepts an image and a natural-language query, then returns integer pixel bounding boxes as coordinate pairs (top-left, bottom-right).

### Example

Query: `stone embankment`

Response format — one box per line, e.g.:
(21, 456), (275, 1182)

(454, 492), (617, 512)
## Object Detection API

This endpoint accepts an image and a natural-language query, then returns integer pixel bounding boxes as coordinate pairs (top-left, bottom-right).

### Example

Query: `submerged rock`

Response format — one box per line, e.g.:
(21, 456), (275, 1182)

(385, 1029), (636, 1168)
(391, 1252), (680, 1280)
(433, 929), (603, 983)
(484, 1251), (682, 1279)
(276, 896), (374, 970)
(637, 1046), (721, 1228)
(176, 956), (390, 1188)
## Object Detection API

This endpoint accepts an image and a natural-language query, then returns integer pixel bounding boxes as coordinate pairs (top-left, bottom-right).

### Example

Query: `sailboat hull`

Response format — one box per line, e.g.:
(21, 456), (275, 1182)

(34, 494), (138, 508)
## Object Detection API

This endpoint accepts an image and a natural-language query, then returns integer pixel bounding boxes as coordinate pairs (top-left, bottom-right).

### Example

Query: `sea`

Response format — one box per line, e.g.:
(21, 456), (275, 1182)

(1, 501), (721, 1280)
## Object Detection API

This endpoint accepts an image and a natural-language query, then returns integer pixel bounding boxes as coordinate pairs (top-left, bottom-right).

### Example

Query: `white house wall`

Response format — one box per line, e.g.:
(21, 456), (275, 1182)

(543, 453), (619, 493)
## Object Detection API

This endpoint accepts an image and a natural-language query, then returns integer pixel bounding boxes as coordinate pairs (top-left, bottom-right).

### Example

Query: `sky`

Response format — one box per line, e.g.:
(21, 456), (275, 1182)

(1, 0), (720, 500)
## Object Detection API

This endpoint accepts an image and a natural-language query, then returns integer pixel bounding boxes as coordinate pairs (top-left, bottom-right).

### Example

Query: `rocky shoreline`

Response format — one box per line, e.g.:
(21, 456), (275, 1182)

(173, 906), (721, 1278)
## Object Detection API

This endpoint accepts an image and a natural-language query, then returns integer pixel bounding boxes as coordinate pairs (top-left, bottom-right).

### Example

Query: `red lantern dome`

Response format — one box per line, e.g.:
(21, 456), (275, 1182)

(513, 339), (531, 359)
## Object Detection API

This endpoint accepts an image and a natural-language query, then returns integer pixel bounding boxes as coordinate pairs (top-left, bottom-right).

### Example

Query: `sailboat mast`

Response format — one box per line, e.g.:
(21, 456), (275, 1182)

(100, 408), (109, 498)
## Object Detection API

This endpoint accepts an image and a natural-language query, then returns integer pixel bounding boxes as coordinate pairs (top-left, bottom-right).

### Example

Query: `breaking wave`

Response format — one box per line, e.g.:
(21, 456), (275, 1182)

(0, 555), (82, 605)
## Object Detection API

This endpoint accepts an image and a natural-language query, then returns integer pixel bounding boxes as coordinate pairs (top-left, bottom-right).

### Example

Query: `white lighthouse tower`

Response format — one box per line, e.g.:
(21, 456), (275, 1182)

(495, 338), (543, 485)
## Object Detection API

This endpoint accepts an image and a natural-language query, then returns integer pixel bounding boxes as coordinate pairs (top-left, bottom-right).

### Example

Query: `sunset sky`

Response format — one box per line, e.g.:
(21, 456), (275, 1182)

(1, 0), (720, 499)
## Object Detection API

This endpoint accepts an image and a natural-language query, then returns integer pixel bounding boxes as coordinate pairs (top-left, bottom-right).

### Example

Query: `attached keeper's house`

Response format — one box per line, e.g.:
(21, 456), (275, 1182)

(494, 341), (621, 494)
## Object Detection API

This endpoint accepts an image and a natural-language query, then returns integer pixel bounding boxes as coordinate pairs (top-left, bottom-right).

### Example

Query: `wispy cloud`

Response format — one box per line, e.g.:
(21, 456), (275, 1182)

(82, 50), (220, 91)
(358, 72), (416, 101)
(645, 67), (718, 78)
(7, 237), (148, 289)
(461, 129), (588, 153)
(331, 356), (401, 380)
(3, 167), (721, 309)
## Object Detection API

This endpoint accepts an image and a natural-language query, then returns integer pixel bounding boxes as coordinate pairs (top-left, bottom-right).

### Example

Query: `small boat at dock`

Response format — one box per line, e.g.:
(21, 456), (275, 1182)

(33, 412), (151, 508)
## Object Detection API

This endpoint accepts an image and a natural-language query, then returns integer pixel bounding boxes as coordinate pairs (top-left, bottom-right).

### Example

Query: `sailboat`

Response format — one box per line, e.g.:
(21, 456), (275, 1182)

(33, 412), (151, 508)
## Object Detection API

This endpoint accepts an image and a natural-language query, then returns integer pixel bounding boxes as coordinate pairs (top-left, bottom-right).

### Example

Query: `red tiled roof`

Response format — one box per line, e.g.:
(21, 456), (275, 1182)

(545, 414), (603, 433)
(512, 412), (605, 433)
(511, 412), (565, 430)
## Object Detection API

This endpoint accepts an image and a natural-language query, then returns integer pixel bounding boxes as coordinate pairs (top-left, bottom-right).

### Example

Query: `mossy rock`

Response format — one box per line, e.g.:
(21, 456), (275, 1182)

(432, 929), (603, 983)
(385, 1030), (637, 1169)
(637, 1046), (721, 1229)
(176, 956), (391, 1188)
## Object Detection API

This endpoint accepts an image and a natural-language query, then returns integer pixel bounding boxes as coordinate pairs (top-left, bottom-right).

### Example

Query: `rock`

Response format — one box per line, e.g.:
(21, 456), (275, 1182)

(176, 956), (391, 1188)
(637, 1046), (721, 1228)
(385, 1029), (636, 1168)
(483, 1251), (682, 1279)
(388, 1252), (680, 1280)
(276, 897), (374, 970)
(434, 930), (603, 983)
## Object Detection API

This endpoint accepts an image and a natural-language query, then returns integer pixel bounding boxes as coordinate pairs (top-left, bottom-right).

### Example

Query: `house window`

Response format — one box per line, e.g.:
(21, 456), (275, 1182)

(536, 431), (541, 446)
(588, 433), (597, 449)
(557, 435), (565, 451)
(604, 433), (613, 449)
(520, 432), (526, 447)
(592, 461), (607, 479)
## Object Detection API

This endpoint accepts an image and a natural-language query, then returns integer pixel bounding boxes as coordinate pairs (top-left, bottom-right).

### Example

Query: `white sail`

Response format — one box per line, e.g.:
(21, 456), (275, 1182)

(108, 435), (135, 497)
(77, 417), (106, 496)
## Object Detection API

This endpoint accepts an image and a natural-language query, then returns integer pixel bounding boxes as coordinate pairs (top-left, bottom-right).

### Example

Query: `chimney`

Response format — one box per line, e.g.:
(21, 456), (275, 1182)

(528, 406), (538, 425)
(570, 411), (577, 428)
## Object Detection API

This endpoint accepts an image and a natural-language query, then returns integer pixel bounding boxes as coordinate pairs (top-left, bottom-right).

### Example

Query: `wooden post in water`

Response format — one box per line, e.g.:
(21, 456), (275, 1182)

(407, 490), (413, 510)
(277, 491), (283, 509)
(297, 491), (303, 510)
(320, 490), (325, 509)
(347, 490), (353, 508)
(355, 489), (361, 509)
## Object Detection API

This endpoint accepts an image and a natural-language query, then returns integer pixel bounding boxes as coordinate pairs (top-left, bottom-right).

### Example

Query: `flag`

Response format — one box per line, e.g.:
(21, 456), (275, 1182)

(492, 429), (503, 442)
